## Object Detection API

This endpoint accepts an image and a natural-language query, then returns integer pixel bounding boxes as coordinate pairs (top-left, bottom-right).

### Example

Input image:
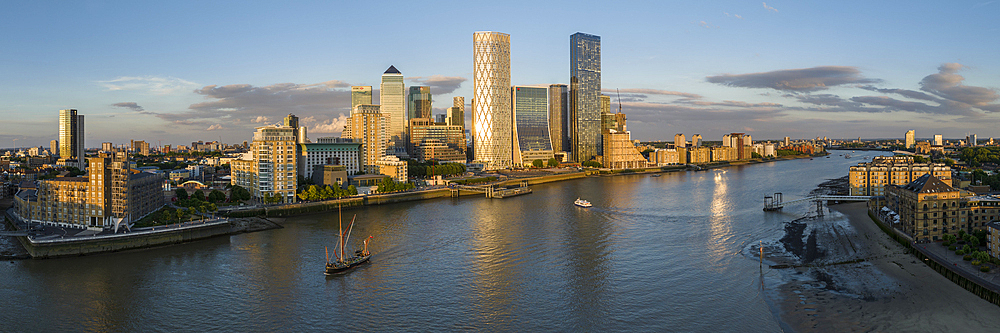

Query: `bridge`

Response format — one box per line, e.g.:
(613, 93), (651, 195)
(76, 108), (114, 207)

(451, 181), (530, 199)
(764, 192), (871, 211)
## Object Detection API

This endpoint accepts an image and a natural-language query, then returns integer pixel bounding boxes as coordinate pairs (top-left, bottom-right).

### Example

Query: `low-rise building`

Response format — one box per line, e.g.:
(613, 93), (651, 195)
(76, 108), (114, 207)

(885, 174), (967, 242)
(374, 155), (407, 182)
(298, 142), (362, 178)
(850, 156), (952, 196)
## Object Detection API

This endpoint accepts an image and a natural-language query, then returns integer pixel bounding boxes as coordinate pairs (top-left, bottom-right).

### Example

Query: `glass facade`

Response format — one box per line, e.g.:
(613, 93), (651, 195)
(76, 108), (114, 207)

(351, 86), (372, 110)
(548, 84), (568, 153)
(513, 86), (554, 165)
(380, 66), (407, 157)
(570, 32), (601, 162)
(408, 86), (432, 120)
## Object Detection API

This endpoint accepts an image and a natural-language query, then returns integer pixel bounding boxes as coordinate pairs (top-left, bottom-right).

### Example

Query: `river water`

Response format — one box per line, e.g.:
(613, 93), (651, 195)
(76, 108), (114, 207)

(0, 151), (888, 332)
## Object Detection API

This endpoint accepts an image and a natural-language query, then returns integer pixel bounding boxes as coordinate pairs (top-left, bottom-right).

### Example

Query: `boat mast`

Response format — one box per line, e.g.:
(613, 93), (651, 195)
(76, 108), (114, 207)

(338, 200), (344, 262)
(343, 215), (357, 255)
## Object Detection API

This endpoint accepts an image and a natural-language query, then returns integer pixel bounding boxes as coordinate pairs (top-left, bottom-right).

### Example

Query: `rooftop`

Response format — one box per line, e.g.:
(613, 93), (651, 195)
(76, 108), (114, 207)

(900, 174), (956, 194)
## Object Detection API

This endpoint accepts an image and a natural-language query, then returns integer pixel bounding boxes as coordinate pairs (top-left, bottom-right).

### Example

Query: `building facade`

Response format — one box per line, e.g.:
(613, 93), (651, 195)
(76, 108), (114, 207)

(885, 175), (966, 242)
(230, 125), (299, 204)
(351, 86), (372, 110)
(570, 32), (601, 163)
(674, 134), (686, 148)
(381, 65), (408, 158)
(298, 142), (362, 179)
(58, 109), (85, 167)
(447, 96), (465, 127)
(408, 86), (432, 120)
(347, 105), (387, 173)
(512, 86), (554, 166)
(905, 130), (915, 149)
(409, 118), (467, 163)
(473, 31), (513, 170)
(849, 156), (952, 196)
(374, 155), (407, 182)
(548, 84), (569, 154)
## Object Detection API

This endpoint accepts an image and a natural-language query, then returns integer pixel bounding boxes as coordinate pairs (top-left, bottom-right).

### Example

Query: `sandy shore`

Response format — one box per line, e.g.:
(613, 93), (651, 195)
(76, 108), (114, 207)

(770, 202), (1000, 332)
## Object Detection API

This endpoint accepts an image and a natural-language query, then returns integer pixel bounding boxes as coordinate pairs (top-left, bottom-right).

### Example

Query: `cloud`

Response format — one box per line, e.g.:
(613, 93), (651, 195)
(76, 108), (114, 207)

(301, 114), (349, 134)
(406, 75), (467, 94)
(604, 88), (702, 99)
(706, 66), (881, 91)
(919, 63), (1000, 107)
(858, 86), (938, 101)
(763, 2), (778, 12)
(252, 116), (270, 123)
(111, 102), (144, 112)
(735, 14), (743, 19)
(98, 76), (199, 95)
(206, 124), (224, 131)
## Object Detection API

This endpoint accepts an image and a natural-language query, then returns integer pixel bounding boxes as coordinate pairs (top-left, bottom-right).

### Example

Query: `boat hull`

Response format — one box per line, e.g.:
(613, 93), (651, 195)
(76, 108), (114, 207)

(324, 255), (371, 274)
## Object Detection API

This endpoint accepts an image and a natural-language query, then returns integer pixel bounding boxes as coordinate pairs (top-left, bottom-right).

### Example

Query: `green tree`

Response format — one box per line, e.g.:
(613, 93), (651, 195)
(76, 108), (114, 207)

(532, 159), (544, 168)
(176, 208), (186, 222)
(307, 185), (321, 201)
(230, 185), (251, 201)
(193, 189), (206, 202)
(208, 189), (226, 203)
(547, 158), (559, 167)
(175, 188), (189, 200)
(752, 152), (763, 159)
(348, 185), (358, 196)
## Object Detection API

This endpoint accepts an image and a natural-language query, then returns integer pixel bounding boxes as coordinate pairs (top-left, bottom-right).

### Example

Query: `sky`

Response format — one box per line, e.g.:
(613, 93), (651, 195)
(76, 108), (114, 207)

(1, 0), (999, 149)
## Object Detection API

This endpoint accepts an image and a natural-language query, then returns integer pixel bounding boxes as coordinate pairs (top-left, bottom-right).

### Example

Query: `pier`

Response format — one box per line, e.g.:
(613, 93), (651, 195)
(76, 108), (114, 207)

(764, 192), (871, 211)
(451, 181), (531, 199)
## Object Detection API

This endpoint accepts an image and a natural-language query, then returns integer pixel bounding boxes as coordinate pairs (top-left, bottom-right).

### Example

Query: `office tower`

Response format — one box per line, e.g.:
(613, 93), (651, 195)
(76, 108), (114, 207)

(58, 109), (85, 164)
(381, 65), (407, 157)
(570, 32), (601, 162)
(674, 134), (686, 148)
(231, 125), (299, 204)
(692, 134), (702, 147)
(934, 134), (943, 146)
(435, 114), (447, 123)
(409, 118), (467, 163)
(905, 130), (915, 149)
(351, 86), (373, 110)
(473, 31), (513, 170)
(970, 134), (978, 146)
(348, 104), (387, 173)
(298, 126), (308, 144)
(447, 97), (465, 127)
(783, 136), (790, 147)
(49, 140), (58, 156)
(548, 84), (569, 153)
(512, 86), (554, 166)
(408, 86), (432, 120)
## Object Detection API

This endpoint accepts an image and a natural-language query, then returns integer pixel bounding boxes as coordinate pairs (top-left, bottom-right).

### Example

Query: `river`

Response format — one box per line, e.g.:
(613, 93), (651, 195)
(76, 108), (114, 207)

(0, 152), (887, 332)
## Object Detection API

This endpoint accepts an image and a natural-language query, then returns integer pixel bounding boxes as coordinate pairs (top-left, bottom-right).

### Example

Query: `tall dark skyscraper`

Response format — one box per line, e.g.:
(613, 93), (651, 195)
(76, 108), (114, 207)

(548, 84), (569, 153)
(58, 109), (84, 165)
(570, 32), (601, 162)
(408, 86), (432, 120)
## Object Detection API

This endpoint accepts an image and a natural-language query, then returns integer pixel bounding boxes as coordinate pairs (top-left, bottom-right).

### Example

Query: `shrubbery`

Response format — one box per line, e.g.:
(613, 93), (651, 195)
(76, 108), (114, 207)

(964, 255), (973, 261)
(982, 265), (992, 272)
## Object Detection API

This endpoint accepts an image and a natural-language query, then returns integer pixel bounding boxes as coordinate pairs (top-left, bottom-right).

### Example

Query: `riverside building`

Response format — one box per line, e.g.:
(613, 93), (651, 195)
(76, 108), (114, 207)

(58, 109), (85, 168)
(297, 141), (362, 179)
(230, 125), (299, 204)
(408, 118), (467, 163)
(548, 84), (569, 154)
(472, 31), (513, 170)
(884, 174), (964, 242)
(570, 32), (601, 163)
(849, 156), (952, 196)
(346, 105), (387, 173)
(13, 151), (164, 230)
(512, 86), (554, 166)
(381, 66), (408, 158)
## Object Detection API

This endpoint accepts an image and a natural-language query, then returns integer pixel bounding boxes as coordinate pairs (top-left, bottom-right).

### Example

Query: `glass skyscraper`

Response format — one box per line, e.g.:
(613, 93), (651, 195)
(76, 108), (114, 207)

(473, 31), (512, 170)
(513, 86), (554, 165)
(351, 86), (372, 111)
(548, 84), (568, 153)
(380, 65), (407, 157)
(58, 109), (84, 165)
(407, 86), (432, 120)
(570, 32), (601, 162)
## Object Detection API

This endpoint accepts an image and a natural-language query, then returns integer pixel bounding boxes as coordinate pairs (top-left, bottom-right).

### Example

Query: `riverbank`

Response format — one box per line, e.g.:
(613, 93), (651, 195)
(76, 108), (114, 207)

(768, 202), (1000, 332)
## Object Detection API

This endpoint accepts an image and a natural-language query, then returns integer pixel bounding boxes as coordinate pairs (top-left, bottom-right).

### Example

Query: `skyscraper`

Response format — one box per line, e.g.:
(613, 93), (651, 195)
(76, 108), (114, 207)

(408, 86), (432, 120)
(692, 134), (702, 147)
(934, 134), (943, 146)
(512, 86), (553, 166)
(58, 109), (85, 166)
(473, 31), (513, 170)
(548, 84), (569, 153)
(348, 104), (387, 173)
(381, 65), (407, 157)
(905, 130), (915, 149)
(447, 96), (465, 127)
(351, 86), (372, 110)
(674, 134), (686, 148)
(49, 140), (58, 156)
(570, 32), (601, 162)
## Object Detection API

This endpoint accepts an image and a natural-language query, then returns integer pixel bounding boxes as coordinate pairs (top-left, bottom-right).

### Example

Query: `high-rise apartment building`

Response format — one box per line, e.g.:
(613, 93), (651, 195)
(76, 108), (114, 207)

(473, 31), (513, 170)
(49, 140), (58, 156)
(58, 109), (85, 166)
(512, 86), (554, 166)
(674, 134), (686, 148)
(570, 32), (601, 162)
(692, 134), (702, 147)
(231, 125), (299, 204)
(548, 84), (569, 153)
(348, 105), (387, 173)
(351, 86), (372, 110)
(381, 65), (407, 158)
(934, 134), (943, 146)
(905, 130), (915, 149)
(447, 97), (465, 127)
(409, 118), (467, 163)
(969, 134), (978, 146)
(848, 156), (952, 196)
(600, 110), (647, 169)
(408, 86), (432, 120)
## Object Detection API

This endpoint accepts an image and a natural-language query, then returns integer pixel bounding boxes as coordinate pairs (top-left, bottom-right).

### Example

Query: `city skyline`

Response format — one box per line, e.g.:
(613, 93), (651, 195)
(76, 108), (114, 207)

(2, 1), (999, 148)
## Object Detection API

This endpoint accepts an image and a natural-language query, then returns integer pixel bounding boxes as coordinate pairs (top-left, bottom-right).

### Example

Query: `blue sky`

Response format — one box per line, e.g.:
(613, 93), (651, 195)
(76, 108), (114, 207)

(2, 0), (999, 148)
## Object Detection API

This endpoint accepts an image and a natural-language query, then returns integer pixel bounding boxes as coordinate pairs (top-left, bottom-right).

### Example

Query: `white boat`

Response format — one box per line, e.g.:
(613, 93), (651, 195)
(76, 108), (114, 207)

(574, 198), (592, 208)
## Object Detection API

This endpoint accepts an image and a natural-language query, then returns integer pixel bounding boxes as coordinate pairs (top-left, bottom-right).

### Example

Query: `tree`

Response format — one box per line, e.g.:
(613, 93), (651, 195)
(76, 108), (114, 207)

(582, 160), (602, 168)
(208, 190), (226, 203)
(912, 155), (928, 163)
(230, 185), (251, 202)
(176, 208), (186, 222)
(193, 189), (206, 202)
(532, 159), (544, 168)
(348, 185), (358, 196)
(547, 158), (559, 167)
(175, 188), (189, 200)
(752, 152), (763, 159)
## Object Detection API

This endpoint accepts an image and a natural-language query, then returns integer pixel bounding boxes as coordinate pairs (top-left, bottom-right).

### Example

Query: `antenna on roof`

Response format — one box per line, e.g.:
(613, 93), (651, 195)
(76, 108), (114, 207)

(616, 88), (622, 114)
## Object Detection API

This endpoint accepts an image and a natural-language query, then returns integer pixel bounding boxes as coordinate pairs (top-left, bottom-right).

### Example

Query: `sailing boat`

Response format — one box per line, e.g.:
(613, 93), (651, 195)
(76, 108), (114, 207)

(325, 201), (372, 275)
